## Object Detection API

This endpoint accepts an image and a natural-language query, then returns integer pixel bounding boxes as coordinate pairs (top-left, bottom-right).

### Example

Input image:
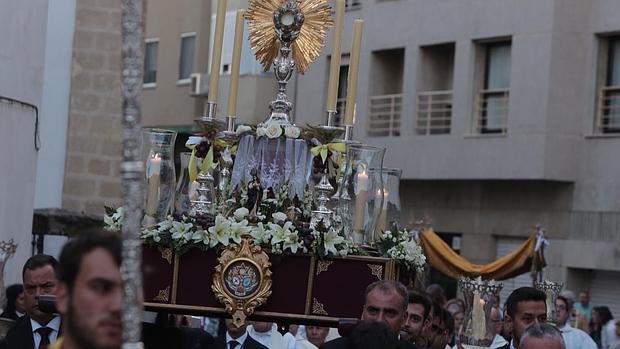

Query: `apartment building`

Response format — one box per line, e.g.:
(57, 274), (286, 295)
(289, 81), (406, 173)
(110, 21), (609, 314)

(295, 0), (620, 310)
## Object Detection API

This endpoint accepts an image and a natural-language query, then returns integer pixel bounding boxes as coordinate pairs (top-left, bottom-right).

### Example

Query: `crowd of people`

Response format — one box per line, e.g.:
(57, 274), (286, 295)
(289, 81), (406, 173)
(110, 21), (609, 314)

(0, 230), (619, 349)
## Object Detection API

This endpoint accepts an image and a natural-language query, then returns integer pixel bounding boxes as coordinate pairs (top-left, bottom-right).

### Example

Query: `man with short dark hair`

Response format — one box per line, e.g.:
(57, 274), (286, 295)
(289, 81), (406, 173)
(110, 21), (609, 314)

(499, 287), (548, 349)
(321, 280), (419, 348)
(215, 319), (267, 349)
(2, 254), (61, 349)
(401, 291), (432, 346)
(427, 308), (453, 349)
(519, 323), (565, 349)
(51, 231), (123, 349)
(555, 295), (596, 349)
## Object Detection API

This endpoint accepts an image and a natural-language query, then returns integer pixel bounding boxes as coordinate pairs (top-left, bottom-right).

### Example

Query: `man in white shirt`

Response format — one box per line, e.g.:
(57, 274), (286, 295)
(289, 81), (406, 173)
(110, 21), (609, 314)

(248, 321), (291, 349)
(555, 295), (597, 349)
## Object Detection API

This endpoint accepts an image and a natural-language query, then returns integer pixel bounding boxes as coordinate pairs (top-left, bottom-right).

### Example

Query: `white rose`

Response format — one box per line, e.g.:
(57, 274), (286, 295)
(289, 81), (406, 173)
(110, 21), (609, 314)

(236, 125), (252, 135)
(256, 127), (266, 137)
(284, 126), (301, 138)
(272, 212), (287, 222)
(233, 207), (249, 221)
(265, 124), (283, 139)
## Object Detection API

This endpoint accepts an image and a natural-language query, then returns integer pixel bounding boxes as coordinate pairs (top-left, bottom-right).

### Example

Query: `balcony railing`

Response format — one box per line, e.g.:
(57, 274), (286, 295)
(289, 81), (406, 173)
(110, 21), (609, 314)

(416, 90), (453, 135)
(368, 93), (402, 137)
(596, 85), (620, 133)
(474, 88), (509, 134)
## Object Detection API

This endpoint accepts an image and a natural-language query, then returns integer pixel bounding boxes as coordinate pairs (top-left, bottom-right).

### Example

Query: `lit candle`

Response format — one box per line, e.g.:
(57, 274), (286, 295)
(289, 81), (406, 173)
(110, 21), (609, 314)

(353, 170), (369, 235)
(343, 19), (364, 126)
(377, 189), (388, 233)
(227, 9), (245, 117)
(208, 0), (228, 103)
(145, 154), (161, 217)
(326, 0), (345, 112)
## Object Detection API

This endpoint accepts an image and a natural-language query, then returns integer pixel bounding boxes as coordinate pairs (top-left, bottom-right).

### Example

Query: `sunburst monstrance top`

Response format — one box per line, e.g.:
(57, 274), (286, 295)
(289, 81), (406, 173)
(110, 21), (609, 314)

(245, 0), (333, 74)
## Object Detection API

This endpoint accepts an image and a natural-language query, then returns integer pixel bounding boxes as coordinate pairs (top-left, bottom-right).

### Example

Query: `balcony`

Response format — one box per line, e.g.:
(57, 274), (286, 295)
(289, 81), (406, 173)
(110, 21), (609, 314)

(345, 0), (361, 10)
(368, 93), (402, 137)
(474, 88), (509, 134)
(416, 90), (452, 135)
(596, 85), (620, 133)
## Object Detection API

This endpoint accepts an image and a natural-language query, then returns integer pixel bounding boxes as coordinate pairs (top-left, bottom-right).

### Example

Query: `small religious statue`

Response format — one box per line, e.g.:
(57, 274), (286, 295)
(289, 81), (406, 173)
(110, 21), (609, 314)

(246, 168), (263, 221)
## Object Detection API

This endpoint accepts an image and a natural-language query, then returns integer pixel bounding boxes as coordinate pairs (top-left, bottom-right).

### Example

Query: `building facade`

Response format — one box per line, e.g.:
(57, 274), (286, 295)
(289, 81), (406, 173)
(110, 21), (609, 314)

(295, 0), (620, 311)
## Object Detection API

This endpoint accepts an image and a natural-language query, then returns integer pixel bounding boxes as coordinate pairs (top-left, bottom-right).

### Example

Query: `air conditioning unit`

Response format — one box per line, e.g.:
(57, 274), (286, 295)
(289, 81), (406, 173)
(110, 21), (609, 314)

(190, 73), (209, 97)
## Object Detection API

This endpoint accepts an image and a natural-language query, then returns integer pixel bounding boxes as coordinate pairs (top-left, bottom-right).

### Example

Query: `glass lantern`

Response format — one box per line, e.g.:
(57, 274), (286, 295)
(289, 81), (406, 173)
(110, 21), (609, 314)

(369, 168), (402, 234)
(142, 128), (177, 225)
(338, 144), (385, 245)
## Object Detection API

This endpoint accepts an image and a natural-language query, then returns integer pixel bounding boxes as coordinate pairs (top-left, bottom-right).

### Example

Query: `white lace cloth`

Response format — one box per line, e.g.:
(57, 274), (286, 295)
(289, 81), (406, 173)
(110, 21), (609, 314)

(231, 135), (313, 199)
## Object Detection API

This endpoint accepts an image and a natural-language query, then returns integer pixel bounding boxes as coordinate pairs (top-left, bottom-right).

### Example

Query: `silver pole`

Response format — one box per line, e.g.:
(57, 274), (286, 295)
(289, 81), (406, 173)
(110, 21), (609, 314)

(120, 0), (145, 348)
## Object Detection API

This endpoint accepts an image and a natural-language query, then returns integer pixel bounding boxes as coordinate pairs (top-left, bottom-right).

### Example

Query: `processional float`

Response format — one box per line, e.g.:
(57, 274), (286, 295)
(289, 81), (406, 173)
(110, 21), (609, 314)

(118, 1), (560, 348)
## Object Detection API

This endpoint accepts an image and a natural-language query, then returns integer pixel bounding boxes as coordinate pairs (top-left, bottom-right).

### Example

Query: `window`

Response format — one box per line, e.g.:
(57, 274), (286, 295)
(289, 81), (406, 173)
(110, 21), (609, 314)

(368, 48), (404, 137)
(143, 39), (159, 86)
(475, 42), (511, 134)
(178, 33), (196, 83)
(335, 65), (349, 126)
(596, 36), (620, 133)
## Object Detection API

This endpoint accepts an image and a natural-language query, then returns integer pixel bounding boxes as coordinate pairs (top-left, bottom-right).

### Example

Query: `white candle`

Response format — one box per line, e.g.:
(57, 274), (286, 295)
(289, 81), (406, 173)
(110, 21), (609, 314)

(353, 171), (369, 232)
(472, 292), (486, 340)
(326, 0), (345, 112)
(146, 154), (162, 217)
(343, 20), (364, 126)
(227, 9), (245, 117)
(208, 0), (228, 103)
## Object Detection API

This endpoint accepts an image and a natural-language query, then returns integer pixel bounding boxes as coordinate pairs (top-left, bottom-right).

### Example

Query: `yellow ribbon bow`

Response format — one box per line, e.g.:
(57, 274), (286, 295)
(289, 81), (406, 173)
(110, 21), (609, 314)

(310, 142), (346, 164)
(187, 145), (218, 182)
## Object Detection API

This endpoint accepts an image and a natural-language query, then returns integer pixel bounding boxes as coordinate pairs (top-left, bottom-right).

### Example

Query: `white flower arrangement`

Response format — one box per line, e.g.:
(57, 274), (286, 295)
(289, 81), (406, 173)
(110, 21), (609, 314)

(103, 206), (124, 232)
(378, 228), (426, 273)
(255, 120), (301, 140)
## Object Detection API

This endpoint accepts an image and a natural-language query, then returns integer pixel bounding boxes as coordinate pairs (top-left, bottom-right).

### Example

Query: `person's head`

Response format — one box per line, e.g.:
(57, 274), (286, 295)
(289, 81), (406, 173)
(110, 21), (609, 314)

(251, 321), (273, 333)
(306, 326), (329, 347)
(504, 287), (548, 348)
(224, 319), (247, 338)
(501, 308), (513, 341)
(401, 291), (432, 341)
(559, 290), (575, 309)
(349, 320), (399, 349)
(22, 254), (59, 324)
(491, 306), (503, 336)
(425, 284), (446, 307)
(594, 306), (613, 325)
(361, 280), (408, 335)
(423, 302), (442, 346)
(453, 311), (464, 334)
(555, 296), (571, 327)
(445, 298), (464, 315)
(578, 291), (589, 307)
(55, 231), (122, 349)
(519, 323), (565, 349)
(429, 308), (453, 349)
(3, 284), (24, 315)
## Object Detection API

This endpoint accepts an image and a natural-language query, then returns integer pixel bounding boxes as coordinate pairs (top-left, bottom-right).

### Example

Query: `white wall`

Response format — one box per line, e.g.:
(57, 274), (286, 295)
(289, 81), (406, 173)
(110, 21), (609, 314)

(0, 0), (50, 286)
(34, 0), (76, 209)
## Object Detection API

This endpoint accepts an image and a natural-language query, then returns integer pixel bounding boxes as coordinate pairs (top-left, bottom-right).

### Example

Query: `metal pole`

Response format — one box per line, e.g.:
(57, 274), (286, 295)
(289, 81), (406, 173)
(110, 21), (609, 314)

(120, 0), (145, 348)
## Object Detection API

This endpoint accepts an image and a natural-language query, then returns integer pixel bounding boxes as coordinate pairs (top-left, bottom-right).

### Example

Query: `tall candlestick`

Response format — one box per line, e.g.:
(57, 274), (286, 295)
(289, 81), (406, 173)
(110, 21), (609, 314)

(343, 19), (364, 126)
(326, 0), (345, 112)
(208, 0), (228, 103)
(353, 170), (368, 233)
(227, 9), (245, 117)
(377, 189), (388, 233)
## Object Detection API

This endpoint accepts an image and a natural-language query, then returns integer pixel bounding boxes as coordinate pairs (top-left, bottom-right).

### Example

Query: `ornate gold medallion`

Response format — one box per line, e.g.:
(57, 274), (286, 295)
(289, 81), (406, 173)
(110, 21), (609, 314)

(245, 0), (333, 74)
(212, 238), (272, 327)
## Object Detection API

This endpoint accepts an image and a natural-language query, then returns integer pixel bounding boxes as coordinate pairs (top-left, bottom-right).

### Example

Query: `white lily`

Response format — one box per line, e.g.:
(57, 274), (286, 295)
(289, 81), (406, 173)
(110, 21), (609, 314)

(191, 229), (210, 246)
(171, 221), (193, 241)
(272, 212), (287, 222)
(250, 223), (271, 245)
(234, 207), (249, 221)
(208, 215), (232, 247)
(230, 219), (251, 244)
(323, 229), (345, 256)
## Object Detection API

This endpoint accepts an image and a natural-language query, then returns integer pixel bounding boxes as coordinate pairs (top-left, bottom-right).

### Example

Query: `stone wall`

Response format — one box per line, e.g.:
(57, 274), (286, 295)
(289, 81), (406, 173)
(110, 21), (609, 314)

(62, 0), (122, 214)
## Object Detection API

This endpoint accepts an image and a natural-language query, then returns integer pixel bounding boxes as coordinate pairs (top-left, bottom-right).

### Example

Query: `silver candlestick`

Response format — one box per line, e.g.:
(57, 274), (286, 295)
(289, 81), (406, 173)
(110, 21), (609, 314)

(311, 170), (334, 227)
(190, 170), (216, 217)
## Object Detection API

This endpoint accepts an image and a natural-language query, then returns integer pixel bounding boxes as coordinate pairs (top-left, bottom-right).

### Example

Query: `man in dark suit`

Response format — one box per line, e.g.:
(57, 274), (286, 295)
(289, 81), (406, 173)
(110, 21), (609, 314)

(216, 319), (267, 349)
(321, 280), (420, 349)
(496, 287), (548, 349)
(1, 254), (61, 349)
